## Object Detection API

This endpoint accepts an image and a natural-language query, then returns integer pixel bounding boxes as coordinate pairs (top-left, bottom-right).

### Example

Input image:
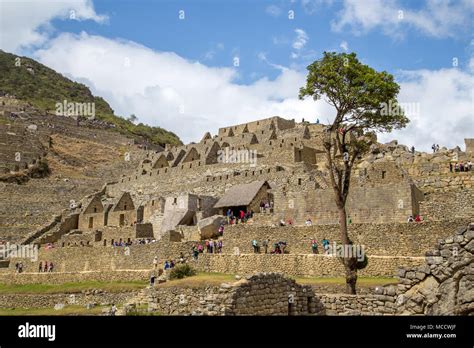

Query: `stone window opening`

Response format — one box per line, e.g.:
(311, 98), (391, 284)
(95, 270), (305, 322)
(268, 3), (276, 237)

(119, 214), (125, 226)
(93, 207), (97, 213)
(88, 217), (93, 228)
(382, 170), (386, 179)
(111, 239), (114, 245)
(173, 197), (177, 205)
(298, 178), (302, 185)
(103, 239), (107, 246)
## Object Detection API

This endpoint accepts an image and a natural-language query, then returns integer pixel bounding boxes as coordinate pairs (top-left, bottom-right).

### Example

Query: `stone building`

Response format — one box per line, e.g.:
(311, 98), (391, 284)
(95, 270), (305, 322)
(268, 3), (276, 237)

(214, 180), (272, 215)
(107, 192), (137, 227)
(78, 194), (105, 230)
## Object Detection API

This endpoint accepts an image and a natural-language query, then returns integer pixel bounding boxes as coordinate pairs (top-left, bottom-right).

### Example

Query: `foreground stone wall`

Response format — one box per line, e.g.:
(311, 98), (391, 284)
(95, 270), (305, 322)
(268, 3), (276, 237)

(395, 223), (474, 315)
(137, 273), (319, 316)
(0, 291), (138, 309)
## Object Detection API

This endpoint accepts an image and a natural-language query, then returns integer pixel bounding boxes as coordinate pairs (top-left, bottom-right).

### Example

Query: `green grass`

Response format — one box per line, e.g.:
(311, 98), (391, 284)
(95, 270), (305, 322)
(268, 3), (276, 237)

(159, 272), (396, 288)
(294, 276), (397, 287)
(0, 305), (107, 316)
(157, 272), (236, 288)
(0, 280), (147, 294)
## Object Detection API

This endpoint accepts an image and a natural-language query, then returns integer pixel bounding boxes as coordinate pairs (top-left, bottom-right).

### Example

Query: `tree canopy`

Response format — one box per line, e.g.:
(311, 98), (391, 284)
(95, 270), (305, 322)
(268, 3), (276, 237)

(299, 52), (409, 133)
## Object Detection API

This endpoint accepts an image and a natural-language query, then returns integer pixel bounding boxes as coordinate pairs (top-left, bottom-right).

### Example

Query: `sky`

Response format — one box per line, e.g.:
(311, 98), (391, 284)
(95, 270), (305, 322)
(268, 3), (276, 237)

(0, 0), (473, 150)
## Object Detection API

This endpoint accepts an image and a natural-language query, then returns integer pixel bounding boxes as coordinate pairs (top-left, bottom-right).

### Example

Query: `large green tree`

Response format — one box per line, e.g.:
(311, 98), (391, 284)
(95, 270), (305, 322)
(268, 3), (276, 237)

(299, 52), (409, 294)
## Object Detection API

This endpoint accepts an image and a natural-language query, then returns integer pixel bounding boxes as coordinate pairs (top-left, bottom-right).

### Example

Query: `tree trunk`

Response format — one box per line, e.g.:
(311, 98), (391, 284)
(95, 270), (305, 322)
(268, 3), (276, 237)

(338, 207), (357, 294)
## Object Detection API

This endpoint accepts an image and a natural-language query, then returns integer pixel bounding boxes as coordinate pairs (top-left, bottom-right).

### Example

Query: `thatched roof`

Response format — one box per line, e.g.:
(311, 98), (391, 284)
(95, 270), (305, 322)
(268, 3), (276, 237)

(214, 180), (271, 208)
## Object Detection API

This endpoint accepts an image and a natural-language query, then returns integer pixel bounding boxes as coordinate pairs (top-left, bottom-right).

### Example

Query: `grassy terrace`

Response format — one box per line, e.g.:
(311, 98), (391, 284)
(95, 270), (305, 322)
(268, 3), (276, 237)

(0, 305), (108, 316)
(157, 272), (397, 288)
(0, 280), (147, 294)
(0, 274), (397, 294)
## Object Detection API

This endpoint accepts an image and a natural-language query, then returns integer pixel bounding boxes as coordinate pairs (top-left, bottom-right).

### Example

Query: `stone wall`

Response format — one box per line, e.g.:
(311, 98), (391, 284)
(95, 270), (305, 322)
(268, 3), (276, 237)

(0, 291), (138, 309)
(395, 223), (474, 315)
(193, 254), (424, 278)
(132, 273), (319, 316)
(419, 188), (474, 221)
(0, 270), (150, 285)
(218, 219), (469, 256)
(273, 182), (420, 225)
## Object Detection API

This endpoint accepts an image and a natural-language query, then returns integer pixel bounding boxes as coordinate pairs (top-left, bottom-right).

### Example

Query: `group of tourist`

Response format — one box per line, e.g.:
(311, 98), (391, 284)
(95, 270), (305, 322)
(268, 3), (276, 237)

(259, 200), (274, 213)
(407, 215), (423, 223)
(38, 261), (54, 272)
(226, 208), (254, 225)
(191, 239), (223, 259)
(310, 238), (331, 254)
(450, 162), (472, 173)
(251, 239), (287, 254)
(431, 144), (441, 153)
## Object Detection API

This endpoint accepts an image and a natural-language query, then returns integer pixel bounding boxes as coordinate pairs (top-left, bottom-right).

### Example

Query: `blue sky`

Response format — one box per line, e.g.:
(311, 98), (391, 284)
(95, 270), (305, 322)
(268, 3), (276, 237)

(0, 0), (473, 149)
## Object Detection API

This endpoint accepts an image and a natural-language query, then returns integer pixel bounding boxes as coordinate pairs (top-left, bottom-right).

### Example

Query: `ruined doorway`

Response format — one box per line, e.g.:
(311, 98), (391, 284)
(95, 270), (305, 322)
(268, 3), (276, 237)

(88, 217), (93, 228)
(119, 214), (125, 226)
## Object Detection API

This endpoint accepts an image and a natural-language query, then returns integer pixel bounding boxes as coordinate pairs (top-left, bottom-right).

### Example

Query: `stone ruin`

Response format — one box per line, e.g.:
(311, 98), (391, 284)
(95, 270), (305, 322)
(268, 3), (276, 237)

(396, 223), (474, 315)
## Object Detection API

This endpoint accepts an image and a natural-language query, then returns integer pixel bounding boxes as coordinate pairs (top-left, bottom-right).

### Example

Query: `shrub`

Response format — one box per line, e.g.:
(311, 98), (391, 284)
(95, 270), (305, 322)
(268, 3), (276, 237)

(169, 264), (196, 280)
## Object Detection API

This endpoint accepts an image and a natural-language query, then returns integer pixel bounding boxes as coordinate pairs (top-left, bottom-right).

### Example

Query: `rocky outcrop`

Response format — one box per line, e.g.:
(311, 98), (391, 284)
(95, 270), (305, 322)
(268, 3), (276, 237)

(197, 215), (225, 239)
(396, 223), (474, 315)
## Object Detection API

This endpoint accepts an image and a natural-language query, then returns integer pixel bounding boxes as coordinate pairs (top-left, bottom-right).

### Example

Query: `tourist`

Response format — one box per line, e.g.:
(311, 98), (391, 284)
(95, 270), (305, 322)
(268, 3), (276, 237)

(311, 239), (318, 254)
(431, 144), (436, 153)
(411, 146), (415, 154)
(279, 219), (286, 227)
(111, 304), (117, 316)
(305, 218), (312, 226)
(15, 262), (19, 273)
(449, 163), (453, 173)
(322, 239), (330, 254)
(44, 261), (48, 272)
(18, 262), (23, 273)
(265, 202), (270, 212)
(179, 252), (185, 263)
(252, 239), (259, 253)
(209, 240), (214, 254)
(262, 239), (269, 254)
(287, 218), (293, 226)
(193, 246), (199, 260)
(197, 243), (203, 253)
(436, 144), (440, 152)
(226, 208), (232, 223)
(280, 241), (287, 254)
(415, 215), (423, 223)
(150, 274), (155, 286)
(205, 240), (210, 253)
(153, 256), (158, 269)
(48, 262), (54, 272)
(218, 240), (223, 253)
(38, 261), (43, 273)
(316, 118), (320, 124)
(260, 201), (265, 213)
(407, 215), (414, 223)
(239, 210), (245, 223)
(164, 260), (170, 270)
(218, 224), (224, 236)
(170, 260), (175, 268)
(468, 161), (473, 171)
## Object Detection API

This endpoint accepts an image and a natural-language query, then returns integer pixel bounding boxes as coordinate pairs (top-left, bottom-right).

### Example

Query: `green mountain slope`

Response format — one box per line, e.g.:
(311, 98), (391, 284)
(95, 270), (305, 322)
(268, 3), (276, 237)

(0, 50), (182, 147)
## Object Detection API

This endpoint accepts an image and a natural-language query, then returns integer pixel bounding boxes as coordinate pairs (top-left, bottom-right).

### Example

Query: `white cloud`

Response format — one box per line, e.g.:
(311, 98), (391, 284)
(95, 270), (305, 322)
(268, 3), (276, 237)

(301, 0), (334, 14)
(0, 0), (107, 53)
(332, 0), (474, 39)
(35, 32), (334, 143)
(379, 68), (474, 151)
(265, 5), (282, 17)
(292, 29), (308, 50)
(339, 40), (348, 51)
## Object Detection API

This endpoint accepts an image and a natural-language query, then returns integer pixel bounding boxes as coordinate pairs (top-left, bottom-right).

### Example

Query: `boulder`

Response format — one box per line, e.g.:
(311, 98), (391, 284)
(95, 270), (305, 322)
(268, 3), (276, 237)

(198, 215), (226, 239)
